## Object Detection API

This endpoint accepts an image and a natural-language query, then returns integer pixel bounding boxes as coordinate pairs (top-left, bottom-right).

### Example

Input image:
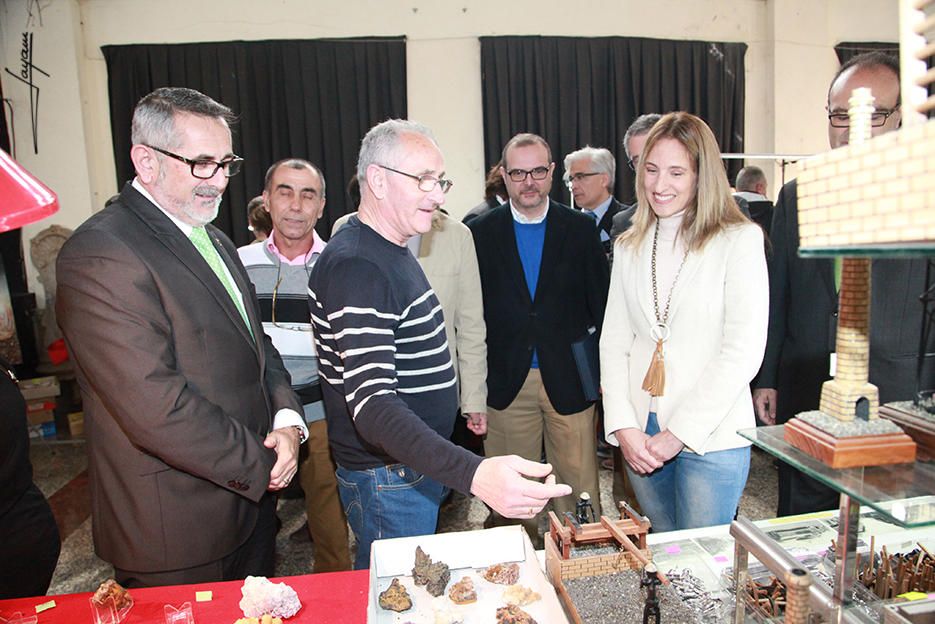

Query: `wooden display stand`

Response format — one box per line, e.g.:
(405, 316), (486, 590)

(783, 418), (917, 469)
(544, 503), (658, 623)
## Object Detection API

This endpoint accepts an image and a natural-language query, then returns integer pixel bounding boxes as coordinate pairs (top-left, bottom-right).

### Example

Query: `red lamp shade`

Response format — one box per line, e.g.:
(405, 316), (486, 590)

(0, 148), (59, 233)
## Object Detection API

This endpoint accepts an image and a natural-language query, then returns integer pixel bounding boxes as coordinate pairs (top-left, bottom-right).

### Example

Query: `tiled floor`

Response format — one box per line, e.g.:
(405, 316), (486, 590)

(30, 440), (778, 595)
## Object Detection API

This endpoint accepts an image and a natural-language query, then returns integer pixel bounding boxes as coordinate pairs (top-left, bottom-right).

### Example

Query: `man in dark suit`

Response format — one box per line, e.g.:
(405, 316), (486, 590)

(469, 133), (609, 541)
(609, 114), (662, 246)
(733, 165), (774, 237)
(753, 52), (935, 516)
(603, 113), (662, 510)
(56, 88), (306, 587)
(563, 146), (623, 255)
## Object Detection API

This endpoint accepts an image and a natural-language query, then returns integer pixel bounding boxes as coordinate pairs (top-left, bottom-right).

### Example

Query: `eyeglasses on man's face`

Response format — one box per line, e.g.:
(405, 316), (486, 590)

(564, 172), (602, 184)
(826, 109), (899, 128)
(627, 156), (640, 171)
(379, 165), (453, 194)
(505, 166), (551, 182)
(147, 145), (243, 179)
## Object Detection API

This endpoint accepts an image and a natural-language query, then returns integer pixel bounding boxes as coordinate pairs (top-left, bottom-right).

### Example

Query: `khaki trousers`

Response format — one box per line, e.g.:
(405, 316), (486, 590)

(299, 419), (351, 572)
(486, 369), (601, 539)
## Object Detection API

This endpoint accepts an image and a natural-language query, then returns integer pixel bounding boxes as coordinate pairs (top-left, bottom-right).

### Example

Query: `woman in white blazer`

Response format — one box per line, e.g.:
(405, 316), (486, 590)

(600, 112), (768, 532)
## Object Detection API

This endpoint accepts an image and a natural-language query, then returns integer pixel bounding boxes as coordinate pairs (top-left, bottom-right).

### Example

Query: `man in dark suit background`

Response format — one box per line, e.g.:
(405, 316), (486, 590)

(609, 113), (662, 246)
(753, 52), (935, 516)
(603, 113), (663, 511)
(469, 133), (609, 542)
(57, 88), (305, 587)
(563, 146), (623, 255)
(733, 165), (774, 238)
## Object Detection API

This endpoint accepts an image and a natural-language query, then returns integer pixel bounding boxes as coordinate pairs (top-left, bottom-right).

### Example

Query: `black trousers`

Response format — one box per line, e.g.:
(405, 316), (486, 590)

(777, 461), (839, 517)
(115, 493), (277, 588)
(0, 484), (61, 599)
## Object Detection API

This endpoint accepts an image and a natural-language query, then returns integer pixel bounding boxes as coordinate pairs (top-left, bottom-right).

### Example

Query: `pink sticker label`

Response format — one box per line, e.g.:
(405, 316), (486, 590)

(665, 545), (681, 554)
(714, 555), (729, 563)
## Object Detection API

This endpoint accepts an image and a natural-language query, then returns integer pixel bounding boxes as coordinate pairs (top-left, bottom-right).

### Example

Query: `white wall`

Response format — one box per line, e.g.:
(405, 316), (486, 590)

(1, 0), (899, 304)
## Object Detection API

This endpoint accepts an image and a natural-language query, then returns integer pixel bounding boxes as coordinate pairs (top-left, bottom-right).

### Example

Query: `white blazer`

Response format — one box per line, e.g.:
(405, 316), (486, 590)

(600, 222), (768, 455)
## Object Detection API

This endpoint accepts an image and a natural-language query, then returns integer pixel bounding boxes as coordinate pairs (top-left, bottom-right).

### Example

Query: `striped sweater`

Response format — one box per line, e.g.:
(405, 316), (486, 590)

(237, 241), (324, 423)
(308, 217), (482, 495)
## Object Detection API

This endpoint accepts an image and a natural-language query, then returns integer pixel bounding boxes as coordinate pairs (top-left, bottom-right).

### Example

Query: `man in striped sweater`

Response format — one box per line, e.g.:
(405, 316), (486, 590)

(308, 119), (571, 569)
(239, 158), (350, 572)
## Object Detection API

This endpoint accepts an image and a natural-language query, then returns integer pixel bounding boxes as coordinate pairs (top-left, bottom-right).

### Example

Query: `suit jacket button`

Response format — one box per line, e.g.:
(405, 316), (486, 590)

(227, 480), (238, 488)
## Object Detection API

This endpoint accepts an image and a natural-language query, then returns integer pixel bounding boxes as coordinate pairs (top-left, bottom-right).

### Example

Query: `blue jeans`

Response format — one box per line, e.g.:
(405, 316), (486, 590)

(626, 413), (750, 533)
(335, 463), (446, 570)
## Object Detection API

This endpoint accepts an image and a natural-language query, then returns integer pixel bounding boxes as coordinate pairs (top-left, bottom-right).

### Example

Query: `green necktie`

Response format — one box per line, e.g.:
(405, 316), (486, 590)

(189, 227), (253, 338)
(834, 257), (843, 292)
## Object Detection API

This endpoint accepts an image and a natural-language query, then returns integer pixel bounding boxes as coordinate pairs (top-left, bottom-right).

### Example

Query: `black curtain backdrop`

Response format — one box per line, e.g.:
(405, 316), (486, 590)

(480, 36), (747, 205)
(102, 37), (406, 244)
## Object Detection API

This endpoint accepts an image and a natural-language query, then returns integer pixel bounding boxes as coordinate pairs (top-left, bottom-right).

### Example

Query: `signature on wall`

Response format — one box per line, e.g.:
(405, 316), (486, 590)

(4, 32), (50, 154)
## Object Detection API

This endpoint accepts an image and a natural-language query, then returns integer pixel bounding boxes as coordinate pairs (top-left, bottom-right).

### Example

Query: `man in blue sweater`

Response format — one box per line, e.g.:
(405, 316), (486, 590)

(308, 120), (571, 569)
(468, 134), (609, 543)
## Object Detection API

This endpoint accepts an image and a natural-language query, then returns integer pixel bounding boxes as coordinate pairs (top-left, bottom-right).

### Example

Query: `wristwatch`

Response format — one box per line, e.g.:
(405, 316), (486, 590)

(292, 425), (308, 444)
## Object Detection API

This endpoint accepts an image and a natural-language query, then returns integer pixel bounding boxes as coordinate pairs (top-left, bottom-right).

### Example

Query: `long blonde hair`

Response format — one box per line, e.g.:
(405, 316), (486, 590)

(617, 112), (748, 253)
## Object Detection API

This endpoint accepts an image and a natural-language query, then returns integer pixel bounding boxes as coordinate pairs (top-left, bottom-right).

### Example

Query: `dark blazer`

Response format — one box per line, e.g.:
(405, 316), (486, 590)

(733, 193), (774, 238)
(462, 196), (500, 225)
(0, 366), (60, 598)
(56, 182), (301, 573)
(608, 203), (636, 268)
(754, 179), (934, 422)
(595, 198), (625, 255)
(609, 203), (636, 240)
(469, 201), (609, 414)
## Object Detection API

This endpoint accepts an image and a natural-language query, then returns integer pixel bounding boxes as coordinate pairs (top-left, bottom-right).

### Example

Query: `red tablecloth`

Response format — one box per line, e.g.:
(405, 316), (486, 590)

(0, 570), (369, 623)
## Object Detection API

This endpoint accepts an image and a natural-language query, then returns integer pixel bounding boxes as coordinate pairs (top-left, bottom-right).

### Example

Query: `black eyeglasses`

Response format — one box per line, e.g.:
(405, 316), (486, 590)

(564, 172), (602, 184)
(505, 166), (551, 182)
(827, 109), (899, 128)
(379, 165), (453, 194)
(627, 156), (640, 171)
(146, 145), (243, 179)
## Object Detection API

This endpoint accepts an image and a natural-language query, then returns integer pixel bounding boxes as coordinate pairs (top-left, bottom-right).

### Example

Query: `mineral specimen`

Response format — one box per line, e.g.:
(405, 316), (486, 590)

(483, 562), (520, 585)
(447, 576), (477, 604)
(502, 584), (540, 606)
(412, 545), (451, 597)
(495, 604), (538, 623)
(238, 576), (301, 619)
(378, 578), (413, 612)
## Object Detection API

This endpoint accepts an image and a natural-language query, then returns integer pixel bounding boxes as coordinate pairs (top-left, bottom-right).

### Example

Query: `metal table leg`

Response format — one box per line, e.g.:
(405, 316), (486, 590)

(831, 493), (861, 622)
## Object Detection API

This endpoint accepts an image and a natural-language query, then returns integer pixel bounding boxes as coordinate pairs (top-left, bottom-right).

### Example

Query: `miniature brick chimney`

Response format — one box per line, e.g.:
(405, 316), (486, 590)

(818, 258), (879, 421)
(817, 87), (880, 422)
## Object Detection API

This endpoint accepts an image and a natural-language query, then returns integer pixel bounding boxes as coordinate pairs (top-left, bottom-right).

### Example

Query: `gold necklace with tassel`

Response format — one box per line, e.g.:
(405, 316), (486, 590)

(641, 220), (688, 397)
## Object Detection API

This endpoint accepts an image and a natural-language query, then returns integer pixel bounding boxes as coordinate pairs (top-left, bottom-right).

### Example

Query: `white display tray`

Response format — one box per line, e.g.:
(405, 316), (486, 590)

(367, 525), (570, 623)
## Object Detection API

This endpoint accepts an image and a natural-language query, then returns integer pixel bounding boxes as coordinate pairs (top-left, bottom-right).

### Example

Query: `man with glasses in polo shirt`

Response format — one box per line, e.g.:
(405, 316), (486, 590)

(56, 87), (305, 586)
(308, 120), (572, 569)
(238, 158), (350, 573)
(468, 133), (609, 545)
